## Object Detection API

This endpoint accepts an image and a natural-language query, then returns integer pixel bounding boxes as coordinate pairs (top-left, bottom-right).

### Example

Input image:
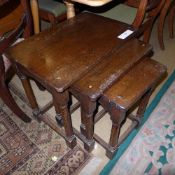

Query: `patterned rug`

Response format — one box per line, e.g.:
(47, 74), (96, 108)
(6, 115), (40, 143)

(0, 83), (91, 175)
(101, 70), (175, 175)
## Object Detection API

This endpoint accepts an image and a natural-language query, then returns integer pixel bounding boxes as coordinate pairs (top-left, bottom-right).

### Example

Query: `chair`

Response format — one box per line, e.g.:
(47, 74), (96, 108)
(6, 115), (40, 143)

(85, 0), (164, 43)
(38, 0), (67, 27)
(0, 0), (32, 122)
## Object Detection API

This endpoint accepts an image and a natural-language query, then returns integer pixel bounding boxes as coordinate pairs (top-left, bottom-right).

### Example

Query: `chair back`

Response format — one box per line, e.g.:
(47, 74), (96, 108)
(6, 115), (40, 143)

(0, 0), (33, 78)
(0, 0), (33, 123)
(125, 0), (160, 10)
(124, 0), (163, 28)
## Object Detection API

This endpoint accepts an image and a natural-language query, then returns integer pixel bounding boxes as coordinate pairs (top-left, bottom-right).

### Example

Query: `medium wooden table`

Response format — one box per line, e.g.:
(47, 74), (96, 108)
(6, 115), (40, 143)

(6, 13), (141, 149)
(30, 0), (113, 34)
(70, 39), (152, 152)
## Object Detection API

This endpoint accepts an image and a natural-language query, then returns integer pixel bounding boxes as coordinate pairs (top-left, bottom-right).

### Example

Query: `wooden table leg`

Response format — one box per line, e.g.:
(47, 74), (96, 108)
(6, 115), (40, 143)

(53, 90), (77, 148)
(80, 95), (96, 152)
(30, 0), (40, 34)
(108, 108), (126, 158)
(99, 97), (126, 159)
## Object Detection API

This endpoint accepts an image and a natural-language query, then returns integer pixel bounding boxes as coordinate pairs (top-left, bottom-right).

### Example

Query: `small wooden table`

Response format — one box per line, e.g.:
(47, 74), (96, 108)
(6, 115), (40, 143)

(70, 39), (152, 151)
(6, 13), (141, 149)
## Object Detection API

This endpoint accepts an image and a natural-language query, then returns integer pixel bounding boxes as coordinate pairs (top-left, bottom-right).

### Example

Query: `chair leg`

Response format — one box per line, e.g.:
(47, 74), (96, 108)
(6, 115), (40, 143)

(18, 74), (39, 116)
(48, 14), (57, 28)
(0, 81), (31, 122)
(143, 21), (154, 43)
(158, 0), (171, 50)
(168, 1), (175, 38)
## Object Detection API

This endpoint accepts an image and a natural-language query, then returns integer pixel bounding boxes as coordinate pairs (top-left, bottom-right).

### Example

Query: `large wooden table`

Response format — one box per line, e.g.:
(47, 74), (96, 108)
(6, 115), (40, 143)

(6, 13), (143, 149)
(30, 0), (113, 34)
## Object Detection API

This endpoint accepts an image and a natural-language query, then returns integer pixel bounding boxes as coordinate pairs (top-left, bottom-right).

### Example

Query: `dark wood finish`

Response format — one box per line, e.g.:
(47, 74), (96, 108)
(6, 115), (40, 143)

(141, 0), (165, 43)
(124, 0), (164, 43)
(53, 90), (77, 147)
(158, 0), (171, 50)
(6, 13), (140, 149)
(0, 1), (22, 35)
(70, 39), (152, 151)
(70, 57), (166, 158)
(6, 13), (137, 92)
(85, 0), (164, 43)
(72, 39), (152, 101)
(98, 58), (167, 158)
(125, 0), (160, 10)
(158, 0), (175, 50)
(0, 0), (32, 122)
(168, 0), (175, 38)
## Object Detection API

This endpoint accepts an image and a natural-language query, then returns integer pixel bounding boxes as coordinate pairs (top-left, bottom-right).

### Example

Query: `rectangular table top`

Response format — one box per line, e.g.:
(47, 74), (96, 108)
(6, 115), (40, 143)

(102, 58), (167, 110)
(72, 39), (152, 101)
(6, 12), (137, 93)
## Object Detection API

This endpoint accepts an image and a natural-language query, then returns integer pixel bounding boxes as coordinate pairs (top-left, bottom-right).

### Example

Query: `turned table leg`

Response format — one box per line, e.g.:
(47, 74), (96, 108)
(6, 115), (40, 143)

(80, 96), (96, 152)
(53, 90), (77, 148)
(99, 97), (126, 159)
(107, 106), (126, 159)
